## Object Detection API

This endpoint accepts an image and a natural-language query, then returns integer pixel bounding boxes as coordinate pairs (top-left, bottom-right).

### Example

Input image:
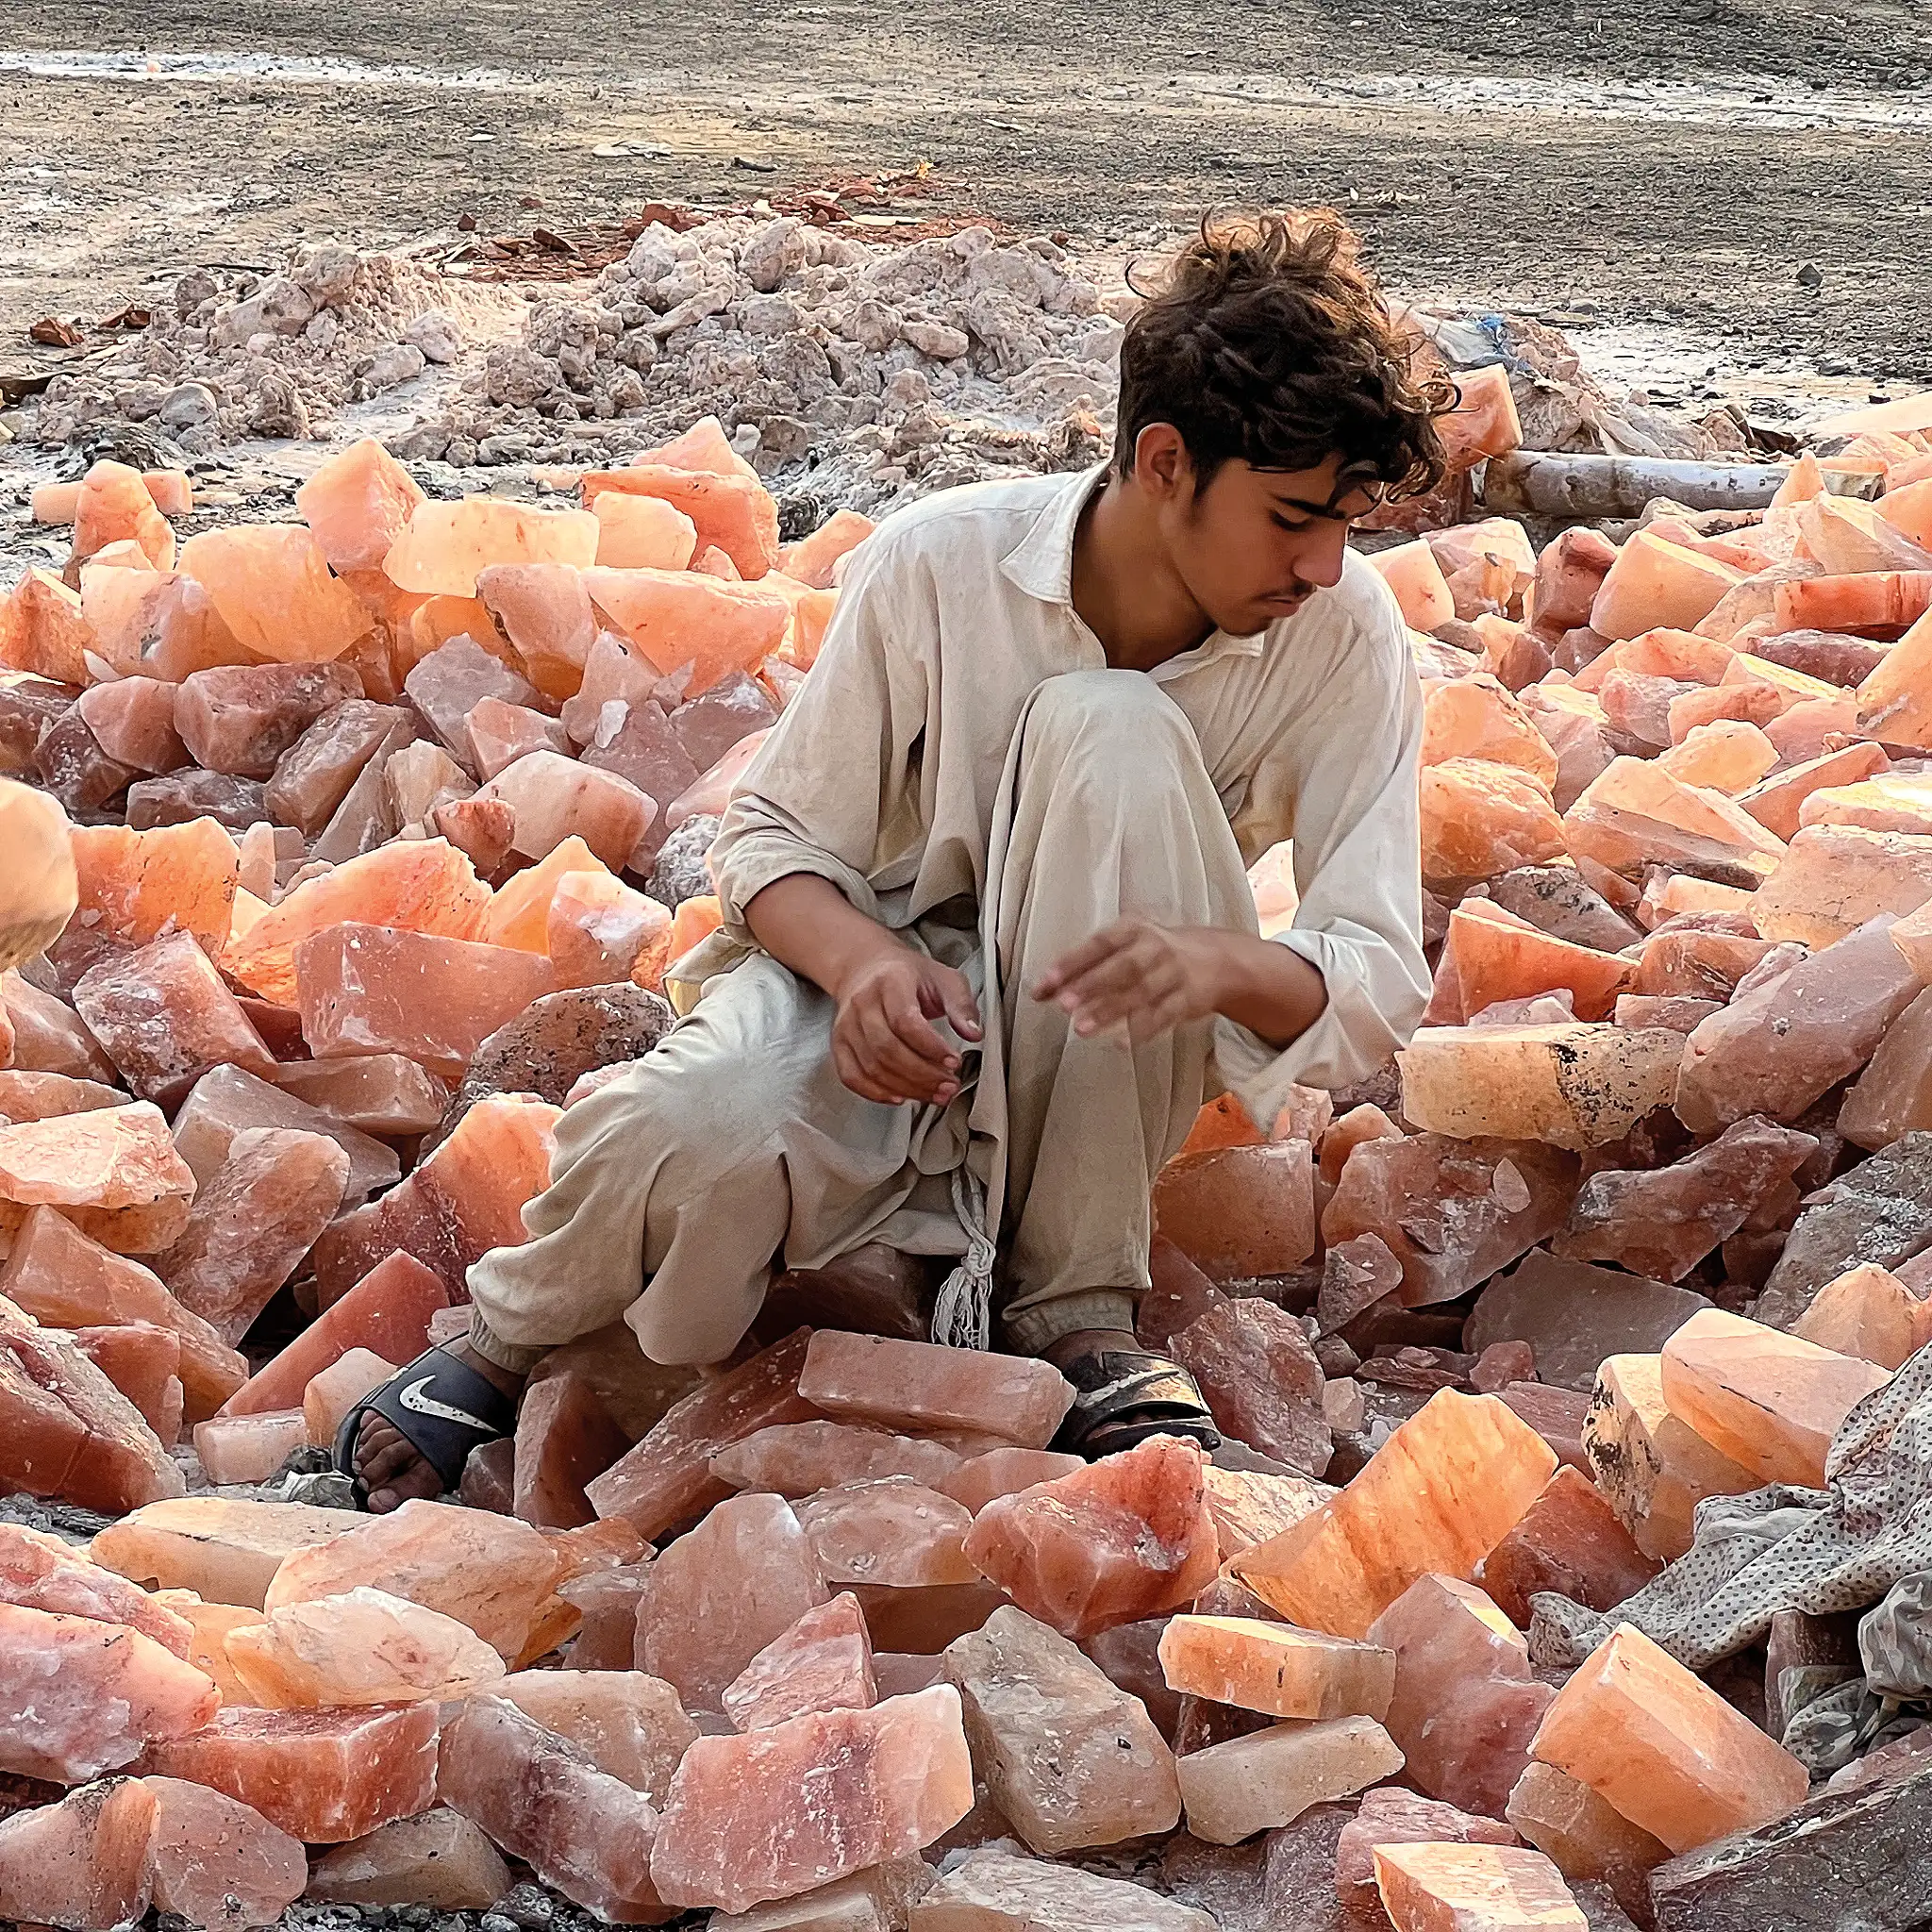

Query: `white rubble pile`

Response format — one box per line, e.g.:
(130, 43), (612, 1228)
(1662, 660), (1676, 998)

(28, 241), (522, 455)
(392, 215), (1131, 509)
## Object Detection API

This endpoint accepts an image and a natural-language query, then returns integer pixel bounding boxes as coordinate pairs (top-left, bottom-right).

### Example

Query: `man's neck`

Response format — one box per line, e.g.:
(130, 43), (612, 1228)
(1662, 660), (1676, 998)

(1070, 474), (1216, 672)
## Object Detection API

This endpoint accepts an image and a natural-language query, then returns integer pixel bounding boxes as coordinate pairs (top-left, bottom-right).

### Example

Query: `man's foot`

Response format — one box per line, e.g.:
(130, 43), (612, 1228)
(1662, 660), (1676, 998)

(1041, 1325), (1222, 1460)
(342, 1341), (526, 1514)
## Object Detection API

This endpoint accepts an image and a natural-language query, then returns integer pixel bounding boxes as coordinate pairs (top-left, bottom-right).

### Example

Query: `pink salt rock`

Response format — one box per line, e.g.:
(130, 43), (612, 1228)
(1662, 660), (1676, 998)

(558, 1560), (654, 1669)
(1442, 903), (1629, 1024)
(305, 1808), (512, 1910)
(582, 464), (779, 581)
(226, 1584), (506, 1707)
(174, 1061), (399, 1207)
(1752, 824), (1932, 951)
(474, 748), (657, 870)
(155, 1126), (350, 1344)
(226, 836), (490, 1007)
(92, 1497), (363, 1611)
(1504, 1760), (1667, 1916)
(266, 1496), (561, 1662)
(142, 1774), (308, 1930)
(294, 921), (556, 1078)
(634, 1491), (828, 1709)
(722, 1591), (878, 1731)
(714, 1421), (966, 1498)
(497, 1668), (698, 1800)
(1556, 1115), (1820, 1282)
(560, 626), (673, 742)
(310, 1093), (559, 1304)
(513, 1371), (632, 1528)
(1153, 1141), (1318, 1280)
(1475, 1466), (1660, 1627)
(1157, 1613), (1394, 1721)
(1233, 1391), (1557, 1641)
(780, 508), (874, 589)
(1675, 916), (1923, 1133)
(194, 1408), (309, 1484)
(383, 499), (598, 596)
(581, 565), (791, 693)
(798, 1478), (978, 1589)
(1423, 675), (1557, 787)
(141, 1702), (440, 1843)
(961, 1434), (1219, 1640)
(1201, 1465), (1334, 1562)
(664, 730), (772, 831)
(177, 524), (373, 662)
(72, 931), (275, 1108)
(1373, 1842), (1586, 1931)
(75, 1321), (185, 1444)
(1739, 740), (1892, 841)
(1659, 1307), (1890, 1489)
(1322, 1134), (1577, 1307)
(1419, 759), (1568, 885)
(0, 1602), (218, 1780)
(438, 1692), (673, 1921)
(1367, 1574), (1552, 1818)
(0, 1207), (246, 1420)
(543, 870), (675, 990)
(1791, 1261), (1932, 1370)
(669, 667), (780, 771)
(0, 1521), (192, 1655)
(798, 1333), (1074, 1450)
(0, 977), (117, 1089)
(939, 1447), (1086, 1513)
(73, 460), (175, 567)
(584, 1327), (819, 1539)
(591, 491), (700, 570)
(1369, 540), (1455, 630)
(2, 566), (94, 684)
(475, 562), (596, 704)
(271, 1052), (451, 1135)
(402, 634), (542, 772)
(75, 675), (188, 774)
(304, 1348), (396, 1445)
(1563, 756), (1785, 887)
(297, 437), (428, 574)
(1840, 985), (1932, 1150)
(650, 1685), (971, 1913)
(1858, 602), (1932, 748)
(466, 694), (570, 780)
(264, 696), (411, 834)
(0, 1100), (199, 1256)
(1590, 530), (1741, 641)
(69, 819), (242, 959)
(0, 1291), (185, 1510)
(1169, 1298), (1330, 1475)
(0, 1777), (158, 1932)
(1530, 1623), (1809, 1853)
(35, 707), (139, 813)
(1176, 1714), (1404, 1844)
(1334, 1787), (1521, 1912)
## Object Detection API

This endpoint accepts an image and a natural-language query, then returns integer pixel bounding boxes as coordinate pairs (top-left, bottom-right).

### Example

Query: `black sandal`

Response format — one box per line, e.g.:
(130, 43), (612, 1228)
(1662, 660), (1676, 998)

(333, 1344), (517, 1506)
(1050, 1349), (1222, 1460)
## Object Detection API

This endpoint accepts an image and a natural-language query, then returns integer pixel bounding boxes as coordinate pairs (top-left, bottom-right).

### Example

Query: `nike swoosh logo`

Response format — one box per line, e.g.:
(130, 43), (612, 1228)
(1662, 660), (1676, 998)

(397, 1376), (492, 1430)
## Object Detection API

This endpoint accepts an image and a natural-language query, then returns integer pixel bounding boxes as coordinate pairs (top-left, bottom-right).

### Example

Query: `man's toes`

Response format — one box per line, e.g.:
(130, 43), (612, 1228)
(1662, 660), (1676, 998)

(367, 1456), (446, 1516)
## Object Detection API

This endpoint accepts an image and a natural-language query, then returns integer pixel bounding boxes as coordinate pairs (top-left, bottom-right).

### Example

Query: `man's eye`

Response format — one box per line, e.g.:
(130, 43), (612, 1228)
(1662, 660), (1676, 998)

(1273, 514), (1310, 532)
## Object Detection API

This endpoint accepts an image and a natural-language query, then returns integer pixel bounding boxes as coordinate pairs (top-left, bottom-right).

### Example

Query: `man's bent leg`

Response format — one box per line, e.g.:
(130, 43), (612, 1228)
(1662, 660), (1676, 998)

(991, 669), (1259, 1355)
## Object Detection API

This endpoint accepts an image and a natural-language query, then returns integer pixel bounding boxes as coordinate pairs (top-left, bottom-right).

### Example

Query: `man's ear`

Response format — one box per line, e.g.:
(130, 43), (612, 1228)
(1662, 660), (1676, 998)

(1133, 423), (1194, 504)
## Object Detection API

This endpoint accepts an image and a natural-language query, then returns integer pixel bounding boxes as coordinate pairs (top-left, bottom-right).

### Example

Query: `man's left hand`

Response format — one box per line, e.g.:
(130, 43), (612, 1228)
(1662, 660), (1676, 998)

(1033, 920), (1233, 1041)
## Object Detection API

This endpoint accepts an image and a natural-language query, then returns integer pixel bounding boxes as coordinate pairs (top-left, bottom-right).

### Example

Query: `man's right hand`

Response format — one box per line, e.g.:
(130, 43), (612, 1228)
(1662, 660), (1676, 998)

(830, 946), (982, 1107)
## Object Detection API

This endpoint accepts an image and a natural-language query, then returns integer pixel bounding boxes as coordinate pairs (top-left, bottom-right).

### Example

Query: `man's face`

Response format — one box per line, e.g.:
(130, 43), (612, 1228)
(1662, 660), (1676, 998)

(1140, 432), (1379, 637)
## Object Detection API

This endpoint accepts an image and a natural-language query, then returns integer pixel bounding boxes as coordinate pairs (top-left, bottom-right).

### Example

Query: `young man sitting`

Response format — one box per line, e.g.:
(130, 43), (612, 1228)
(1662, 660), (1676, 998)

(345, 207), (1450, 1510)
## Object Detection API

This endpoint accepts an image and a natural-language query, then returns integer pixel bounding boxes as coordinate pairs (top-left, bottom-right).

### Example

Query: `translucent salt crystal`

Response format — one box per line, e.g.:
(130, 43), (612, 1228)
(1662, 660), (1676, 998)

(798, 1333), (1074, 1450)
(193, 1408), (308, 1484)
(1157, 1613), (1394, 1720)
(306, 1808), (512, 1911)
(499, 1666), (697, 1800)
(723, 1591), (877, 1733)
(143, 1774), (309, 1930)
(1373, 1841), (1586, 1932)
(0, 1776), (158, 1932)
(93, 1496), (363, 1610)
(1476, 1466), (1659, 1627)
(1177, 1715), (1405, 1845)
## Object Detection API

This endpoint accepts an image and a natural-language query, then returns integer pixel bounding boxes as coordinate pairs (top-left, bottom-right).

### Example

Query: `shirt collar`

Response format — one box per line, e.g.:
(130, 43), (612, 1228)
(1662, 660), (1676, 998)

(999, 463), (1270, 674)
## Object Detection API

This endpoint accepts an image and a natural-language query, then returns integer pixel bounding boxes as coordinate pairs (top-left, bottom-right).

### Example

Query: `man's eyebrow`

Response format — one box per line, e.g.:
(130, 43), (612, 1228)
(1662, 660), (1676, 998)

(1268, 495), (1345, 516)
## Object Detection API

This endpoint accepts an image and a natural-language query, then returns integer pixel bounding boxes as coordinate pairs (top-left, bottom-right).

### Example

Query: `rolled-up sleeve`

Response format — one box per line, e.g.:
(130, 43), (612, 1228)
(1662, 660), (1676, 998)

(1214, 591), (1430, 1114)
(709, 536), (930, 939)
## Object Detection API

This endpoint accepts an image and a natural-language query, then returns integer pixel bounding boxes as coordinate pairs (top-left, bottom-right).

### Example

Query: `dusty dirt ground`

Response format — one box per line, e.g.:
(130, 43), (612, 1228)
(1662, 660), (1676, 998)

(3, 0), (1931, 400)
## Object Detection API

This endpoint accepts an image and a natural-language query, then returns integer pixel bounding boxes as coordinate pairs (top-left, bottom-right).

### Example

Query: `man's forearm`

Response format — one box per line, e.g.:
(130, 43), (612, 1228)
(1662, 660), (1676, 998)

(1207, 930), (1330, 1048)
(742, 873), (906, 1000)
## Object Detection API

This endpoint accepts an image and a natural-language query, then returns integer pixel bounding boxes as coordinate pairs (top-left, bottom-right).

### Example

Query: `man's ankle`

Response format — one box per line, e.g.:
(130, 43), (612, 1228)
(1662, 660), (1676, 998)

(447, 1339), (528, 1399)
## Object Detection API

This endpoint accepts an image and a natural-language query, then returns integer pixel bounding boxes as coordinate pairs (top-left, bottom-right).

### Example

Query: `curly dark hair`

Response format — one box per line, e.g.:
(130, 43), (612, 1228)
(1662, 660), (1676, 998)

(1113, 208), (1456, 505)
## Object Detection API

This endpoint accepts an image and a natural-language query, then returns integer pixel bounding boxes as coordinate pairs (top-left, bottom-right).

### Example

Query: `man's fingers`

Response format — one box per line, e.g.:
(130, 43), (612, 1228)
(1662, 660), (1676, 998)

(921, 970), (984, 1042)
(884, 995), (959, 1071)
(858, 1008), (952, 1097)
(1033, 924), (1135, 1000)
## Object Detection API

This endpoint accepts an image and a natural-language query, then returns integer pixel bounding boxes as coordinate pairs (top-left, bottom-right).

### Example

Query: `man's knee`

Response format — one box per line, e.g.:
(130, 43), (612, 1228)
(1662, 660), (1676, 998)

(1019, 670), (1201, 793)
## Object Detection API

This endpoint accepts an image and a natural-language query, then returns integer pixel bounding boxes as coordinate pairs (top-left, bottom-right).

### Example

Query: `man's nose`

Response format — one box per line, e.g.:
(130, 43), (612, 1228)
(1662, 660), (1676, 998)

(1292, 522), (1350, 591)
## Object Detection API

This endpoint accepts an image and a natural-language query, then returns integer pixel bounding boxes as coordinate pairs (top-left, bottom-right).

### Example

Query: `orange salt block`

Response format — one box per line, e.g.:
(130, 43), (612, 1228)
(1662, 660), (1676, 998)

(140, 1702), (441, 1844)
(1590, 531), (1741, 642)
(1752, 825), (1932, 948)
(226, 1585), (507, 1707)
(0, 1102), (197, 1255)
(222, 1248), (447, 1419)
(772, 578), (839, 669)
(666, 892), (724, 967)
(1656, 718), (1778, 793)
(140, 469), (192, 515)
(474, 749), (656, 870)
(70, 818), (241, 955)
(192, 1408), (309, 1484)
(1231, 1390), (1557, 1640)
(582, 566), (790, 695)
(1799, 493), (1932, 575)
(304, 1347), (396, 1447)
(801, 1332), (1073, 1446)
(1422, 676), (1557, 787)
(75, 1321), (185, 1444)
(1438, 363), (1524, 467)
(1157, 1614), (1395, 1721)
(666, 731), (770, 831)
(1443, 902), (1628, 1023)
(1155, 1140), (1317, 1279)
(1373, 1842), (1586, 1932)
(1563, 756), (1785, 885)
(0, 1778), (160, 1932)
(1634, 872), (1755, 929)
(581, 464), (779, 580)
(296, 437), (428, 574)
(226, 836), (489, 1005)
(1369, 541), (1455, 631)
(0, 782), (77, 974)
(1841, 983), (1932, 1148)
(779, 508), (874, 589)
(382, 499), (598, 597)
(1475, 1465), (1660, 1628)
(1177, 1091), (1266, 1157)
(178, 525), (374, 663)
(1420, 759), (1567, 885)
(309, 1092), (559, 1306)
(2, 567), (94, 684)
(1857, 605), (1932, 748)
(723, 1591), (876, 1732)
(546, 870), (674, 991)
(296, 922), (557, 1080)
(1740, 741), (1891, 841)
(1775, 571), (1932, 638)
(1790, 1262), (1932, 1371)
(1877, 475), (1932, 549)
(75, 458), (176, 570)
(641, 413), (758, 478)
(1529, 1623), (1808, 1852)
(1659, 1307), (1890, 1489)
(591, 491), (699, 571)
(483, 835), (612, 952)
(476, 562), (600, 702)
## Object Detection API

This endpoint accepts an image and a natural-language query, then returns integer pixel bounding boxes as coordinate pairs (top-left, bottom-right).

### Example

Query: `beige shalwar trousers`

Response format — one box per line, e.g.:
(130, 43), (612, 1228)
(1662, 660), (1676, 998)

(466, 670), (1262, 1373)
